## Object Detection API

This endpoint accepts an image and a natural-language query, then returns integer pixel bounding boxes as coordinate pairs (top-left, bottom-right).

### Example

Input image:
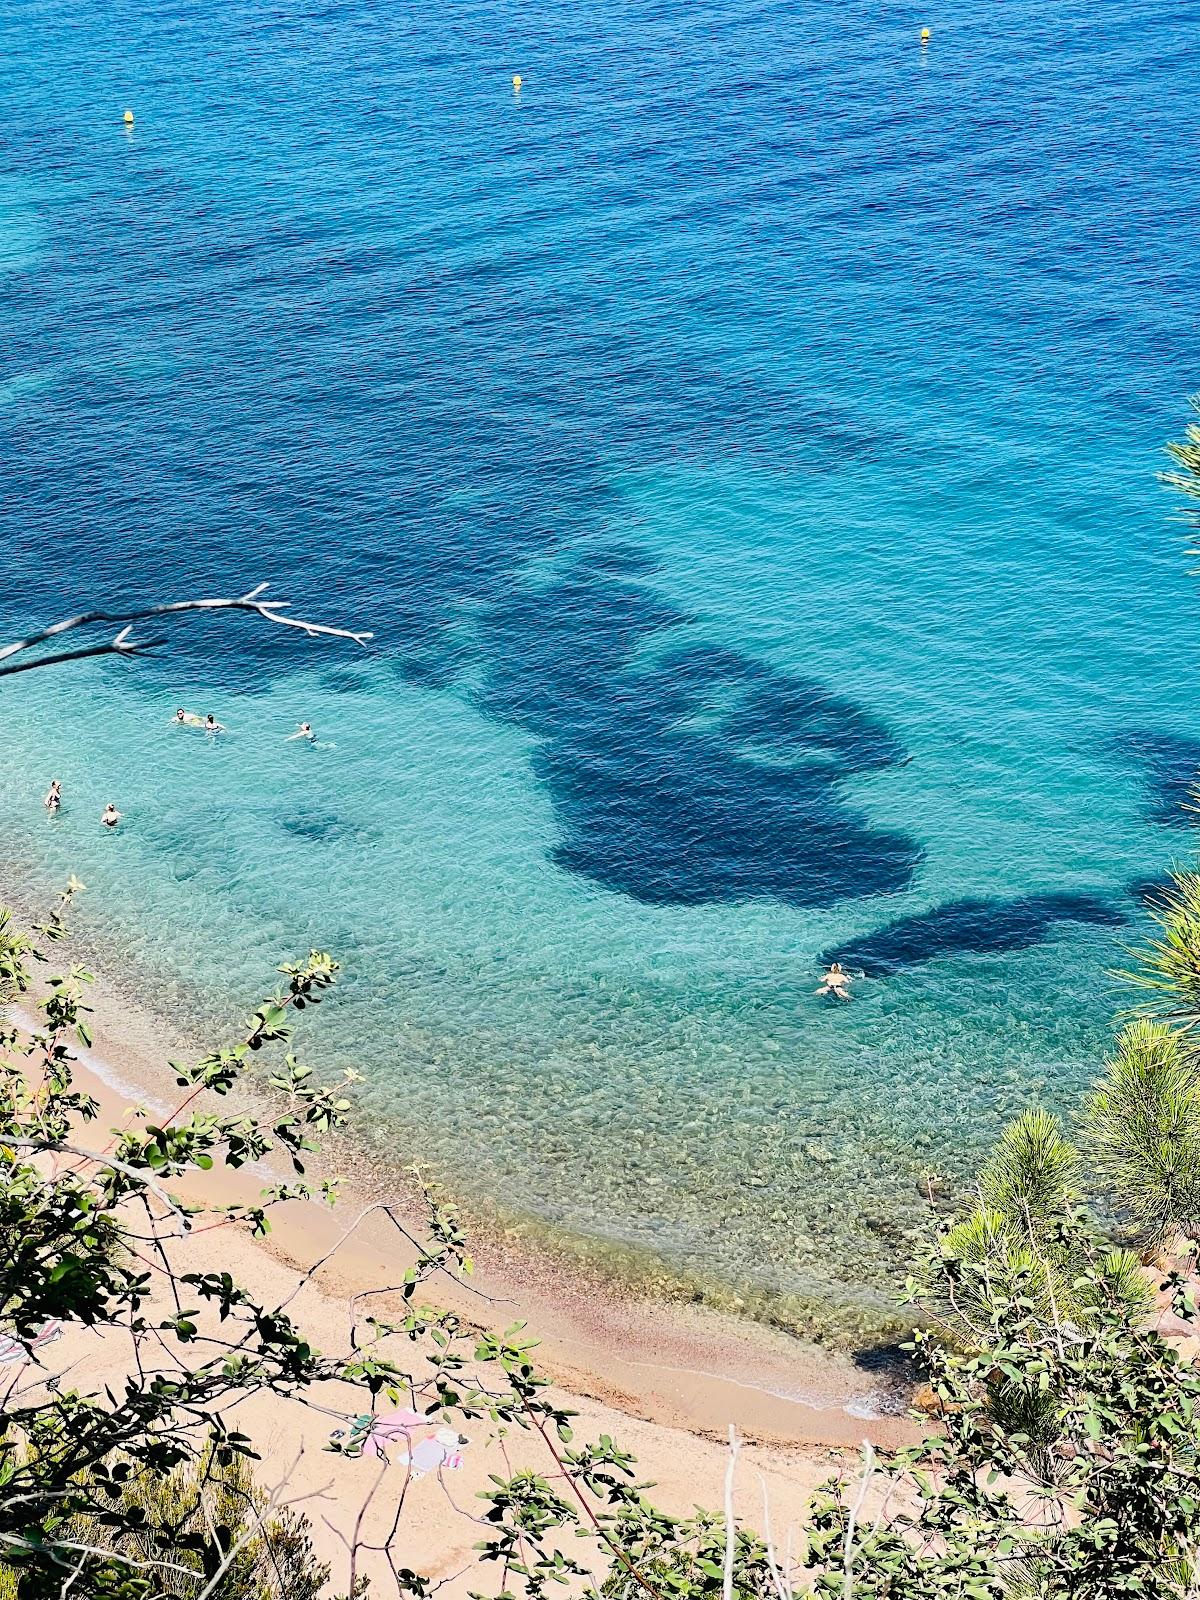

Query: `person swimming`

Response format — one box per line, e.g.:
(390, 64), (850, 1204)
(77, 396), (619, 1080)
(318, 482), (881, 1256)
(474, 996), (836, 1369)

(204, 713), (225, 735)
(101, 802), (122, 829)
(286, 722), (316, 742)
(171, 708), (205, 727)
(44, 779), (61, 814)
(816, 961), (852, 1000)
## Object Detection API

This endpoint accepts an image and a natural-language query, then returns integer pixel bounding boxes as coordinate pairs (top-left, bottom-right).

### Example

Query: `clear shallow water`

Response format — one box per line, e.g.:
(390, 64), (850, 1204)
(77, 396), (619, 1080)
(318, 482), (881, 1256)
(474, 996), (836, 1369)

(1, 0), (1199, 1338)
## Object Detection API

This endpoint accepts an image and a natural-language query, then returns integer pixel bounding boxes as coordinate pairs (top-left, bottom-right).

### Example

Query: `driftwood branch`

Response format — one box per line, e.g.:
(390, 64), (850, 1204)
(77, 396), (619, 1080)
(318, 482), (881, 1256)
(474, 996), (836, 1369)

(0, 584), (373, 679)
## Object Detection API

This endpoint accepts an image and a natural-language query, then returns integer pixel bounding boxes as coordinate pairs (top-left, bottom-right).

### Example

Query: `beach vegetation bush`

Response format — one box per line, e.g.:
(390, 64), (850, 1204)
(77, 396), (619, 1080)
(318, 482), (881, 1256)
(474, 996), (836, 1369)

(0, 1447), (327, 1600)
(807, 1200), (1200, 1598)
(920, 1107), (1149, 1344)
(1087, 1015), (1200, 1249)
(1121, 868), (1200, 1032)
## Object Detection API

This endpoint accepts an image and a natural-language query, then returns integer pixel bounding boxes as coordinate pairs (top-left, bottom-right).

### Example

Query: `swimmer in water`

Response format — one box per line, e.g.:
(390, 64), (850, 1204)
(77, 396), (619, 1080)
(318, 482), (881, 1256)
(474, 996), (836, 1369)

(816, 961), (852, 1000)
(44, 779), (61, 814)
(204, 713), (225, 735)
(171, 708), (204, 727)
(286, 722), (316, 742)
(101, 803), (122, 829)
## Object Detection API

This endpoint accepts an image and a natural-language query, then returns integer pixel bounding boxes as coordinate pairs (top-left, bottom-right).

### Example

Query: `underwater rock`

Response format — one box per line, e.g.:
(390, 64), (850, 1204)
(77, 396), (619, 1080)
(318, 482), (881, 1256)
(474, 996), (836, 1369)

(824, 891), (1127, 977)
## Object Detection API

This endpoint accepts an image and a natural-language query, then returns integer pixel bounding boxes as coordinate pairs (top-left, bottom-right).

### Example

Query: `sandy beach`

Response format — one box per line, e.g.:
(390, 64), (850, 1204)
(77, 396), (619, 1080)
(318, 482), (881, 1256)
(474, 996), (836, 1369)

(5, 939), (919, 1594)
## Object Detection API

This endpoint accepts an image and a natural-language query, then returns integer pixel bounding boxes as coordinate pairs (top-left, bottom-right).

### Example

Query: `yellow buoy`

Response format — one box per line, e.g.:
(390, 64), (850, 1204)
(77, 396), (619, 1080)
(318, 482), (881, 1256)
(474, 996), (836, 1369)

(512, 74), (522, 90)
(920, 27), (931, 43)
(123, 108), (135, 125)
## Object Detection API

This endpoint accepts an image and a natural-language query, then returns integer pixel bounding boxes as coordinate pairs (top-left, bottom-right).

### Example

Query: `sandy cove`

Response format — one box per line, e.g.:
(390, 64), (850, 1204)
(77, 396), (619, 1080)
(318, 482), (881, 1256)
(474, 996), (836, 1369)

(7, 963), (919, 1594)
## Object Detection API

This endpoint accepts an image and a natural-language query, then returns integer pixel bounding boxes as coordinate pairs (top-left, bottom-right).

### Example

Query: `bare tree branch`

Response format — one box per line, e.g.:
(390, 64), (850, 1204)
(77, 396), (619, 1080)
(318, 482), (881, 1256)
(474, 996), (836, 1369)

(7, 1136), (189, 1220)
(841, 1442), (876, 1600)
(0, 584), (373, 679)
(0, 636), (173, 678)
(756, 1468), (794, 1600)
(722, 1424), (740, 1600)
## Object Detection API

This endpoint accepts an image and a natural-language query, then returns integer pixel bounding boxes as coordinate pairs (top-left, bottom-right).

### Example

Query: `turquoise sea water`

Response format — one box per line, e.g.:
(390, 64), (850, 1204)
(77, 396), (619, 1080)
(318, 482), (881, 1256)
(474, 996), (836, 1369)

(2, 0), (1199, 1335)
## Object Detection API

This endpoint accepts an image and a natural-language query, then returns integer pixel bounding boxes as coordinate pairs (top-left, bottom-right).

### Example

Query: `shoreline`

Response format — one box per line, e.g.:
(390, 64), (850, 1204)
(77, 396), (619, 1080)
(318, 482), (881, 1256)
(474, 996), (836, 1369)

(4, 879), (919, 1450)
(59, 970), (917, 1449)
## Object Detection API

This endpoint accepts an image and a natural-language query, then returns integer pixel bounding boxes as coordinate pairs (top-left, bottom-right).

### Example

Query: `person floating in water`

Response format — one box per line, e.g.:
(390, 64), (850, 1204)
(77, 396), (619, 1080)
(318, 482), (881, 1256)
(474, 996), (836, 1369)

(172, 707), (205, 728)
(43, 779), (61, 815)
(101, 802), (122, 829)
(204, 713), (225, 735)
(286, 722), (316, 742)
(816, 961), (852, 1000)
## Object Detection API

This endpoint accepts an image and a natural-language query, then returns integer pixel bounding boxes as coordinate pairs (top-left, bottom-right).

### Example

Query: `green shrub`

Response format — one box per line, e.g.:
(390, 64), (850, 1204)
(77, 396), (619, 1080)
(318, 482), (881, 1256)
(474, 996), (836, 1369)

(65, 1448), (328, 1600)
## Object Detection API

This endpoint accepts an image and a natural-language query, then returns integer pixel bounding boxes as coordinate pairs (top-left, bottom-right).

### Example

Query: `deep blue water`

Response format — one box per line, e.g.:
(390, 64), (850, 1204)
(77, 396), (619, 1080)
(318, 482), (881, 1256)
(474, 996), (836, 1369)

(2, 0), (1199, 1336)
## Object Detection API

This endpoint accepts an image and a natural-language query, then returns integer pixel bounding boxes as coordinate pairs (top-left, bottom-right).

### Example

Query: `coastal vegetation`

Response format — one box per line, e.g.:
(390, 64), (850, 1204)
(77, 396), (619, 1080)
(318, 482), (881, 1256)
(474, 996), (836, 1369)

(4, 403), (1200, 1594)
